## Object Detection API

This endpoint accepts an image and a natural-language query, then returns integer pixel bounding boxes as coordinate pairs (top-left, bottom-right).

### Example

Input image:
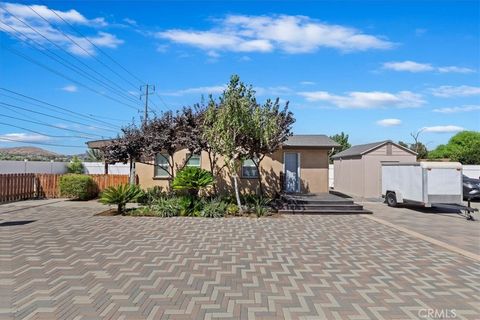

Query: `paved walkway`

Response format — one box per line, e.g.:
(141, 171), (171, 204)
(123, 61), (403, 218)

(0, 200), (479, 319)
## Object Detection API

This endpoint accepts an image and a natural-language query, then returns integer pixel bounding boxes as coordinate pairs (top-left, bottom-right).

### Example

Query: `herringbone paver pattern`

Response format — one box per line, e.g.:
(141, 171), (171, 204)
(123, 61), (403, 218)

(0, 202), (479, 319)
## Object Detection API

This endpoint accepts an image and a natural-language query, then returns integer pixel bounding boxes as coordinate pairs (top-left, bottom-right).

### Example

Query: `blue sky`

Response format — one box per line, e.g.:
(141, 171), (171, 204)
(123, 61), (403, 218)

(0, 1), (479, 155)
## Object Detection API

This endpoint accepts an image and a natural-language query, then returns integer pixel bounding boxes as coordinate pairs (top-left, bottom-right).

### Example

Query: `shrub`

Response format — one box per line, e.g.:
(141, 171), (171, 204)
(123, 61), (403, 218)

(226, 203), (239, 215)
(59, 174), (97, 200)
(178, 195), (204, 216)
(67, 156), (84, 174)
(249, 196), (271, 217)
(99, 184), (143, 214)
(172, 167), (214, 197)
(150, 197), (182, 217)
(200, 199), (227, 218)
(137, 186), (169, 205)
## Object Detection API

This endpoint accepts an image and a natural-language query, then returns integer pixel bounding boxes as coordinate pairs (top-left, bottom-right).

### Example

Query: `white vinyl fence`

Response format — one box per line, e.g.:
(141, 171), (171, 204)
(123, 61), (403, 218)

(0, 160), (129, 175)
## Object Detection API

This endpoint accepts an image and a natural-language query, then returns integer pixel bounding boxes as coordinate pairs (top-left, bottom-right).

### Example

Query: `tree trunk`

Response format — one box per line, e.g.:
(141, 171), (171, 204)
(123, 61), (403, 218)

(117, 203), (123, 215)
(232, 174), (243, 214)
(129, 160), (136, 185)
(208, 151), (218, 195)
(254, 159), (263, 196)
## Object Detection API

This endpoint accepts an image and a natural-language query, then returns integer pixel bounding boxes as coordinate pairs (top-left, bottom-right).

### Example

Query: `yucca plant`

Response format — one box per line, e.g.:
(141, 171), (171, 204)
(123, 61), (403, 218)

(100, 184), (143, 214)
(172, 167), (214, 197)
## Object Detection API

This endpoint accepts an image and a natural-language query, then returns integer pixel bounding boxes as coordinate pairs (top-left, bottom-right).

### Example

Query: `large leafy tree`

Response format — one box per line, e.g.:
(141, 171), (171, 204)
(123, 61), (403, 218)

(203, 75), (256, 212)
(247, 98), (295, 195)
(329, 132), (351, 159)
(429, 131), (480, 164)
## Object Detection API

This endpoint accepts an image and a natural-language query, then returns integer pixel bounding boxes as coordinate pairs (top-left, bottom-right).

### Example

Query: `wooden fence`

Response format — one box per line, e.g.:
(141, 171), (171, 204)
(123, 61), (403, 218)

(0, 174), (130, 203)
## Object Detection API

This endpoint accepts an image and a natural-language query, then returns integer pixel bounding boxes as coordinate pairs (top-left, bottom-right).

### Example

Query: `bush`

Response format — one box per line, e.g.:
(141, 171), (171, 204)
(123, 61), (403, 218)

(246, 196), (271, 217)
(178, 195), (204, 216)
(200, 199), (227, 218)
(150, 197), (182, 217)
(59, 174), (97, 200)
(67, 156), (84, 174)
(99, 184), (143, 214)
(137, 186), (169, 205)
(172, 167), (214, 197)
(226, 203), (239, 215)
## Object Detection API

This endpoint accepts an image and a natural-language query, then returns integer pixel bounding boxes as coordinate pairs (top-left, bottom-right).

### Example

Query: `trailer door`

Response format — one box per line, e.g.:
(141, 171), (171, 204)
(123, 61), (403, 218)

(426, 168), (462, 204)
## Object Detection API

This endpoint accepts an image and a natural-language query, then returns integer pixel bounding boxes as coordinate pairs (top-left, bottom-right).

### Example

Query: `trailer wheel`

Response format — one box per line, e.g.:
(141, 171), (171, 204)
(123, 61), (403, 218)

(386, 192), (397, 207)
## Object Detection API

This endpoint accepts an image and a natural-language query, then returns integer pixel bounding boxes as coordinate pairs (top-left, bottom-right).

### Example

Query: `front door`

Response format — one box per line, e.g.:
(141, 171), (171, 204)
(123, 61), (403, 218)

(284, 152), (300, 193)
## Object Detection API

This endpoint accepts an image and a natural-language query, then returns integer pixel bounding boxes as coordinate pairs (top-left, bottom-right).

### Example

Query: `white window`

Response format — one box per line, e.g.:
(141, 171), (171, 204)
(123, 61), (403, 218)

(242, 158), (258, 178)
(154, 153), (170, 177)
(186, 153), (201, 167)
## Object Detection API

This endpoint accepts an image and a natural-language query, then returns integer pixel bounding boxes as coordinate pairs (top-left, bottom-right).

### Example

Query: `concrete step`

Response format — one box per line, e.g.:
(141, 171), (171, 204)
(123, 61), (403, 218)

(284, 204), (365, 211)
(283, 199), (355, 205)
(279, 209), (372, 215)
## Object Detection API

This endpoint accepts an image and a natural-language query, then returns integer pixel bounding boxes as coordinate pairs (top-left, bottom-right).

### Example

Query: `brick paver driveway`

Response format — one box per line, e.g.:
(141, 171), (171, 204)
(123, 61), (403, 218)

(1, 200), (479, 319)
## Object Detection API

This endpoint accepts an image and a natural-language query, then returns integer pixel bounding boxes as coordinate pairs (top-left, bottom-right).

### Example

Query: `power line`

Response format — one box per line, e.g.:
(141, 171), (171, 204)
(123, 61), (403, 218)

(30, 4), (142, 90)
(0, 88), (122, 129)
(0, 122), (93, 139)
(2, 45), (141, 111)
(0, 101), (119, 133)
(0, 113), (106, 138)
(0, 8), (140, 106)
(0, 136), (84, 148)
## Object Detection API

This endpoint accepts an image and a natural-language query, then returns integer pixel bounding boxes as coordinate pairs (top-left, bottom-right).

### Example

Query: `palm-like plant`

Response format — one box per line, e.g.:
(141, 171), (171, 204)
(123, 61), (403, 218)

(172, 167), (214, 197)
(99, 184), (143, 214)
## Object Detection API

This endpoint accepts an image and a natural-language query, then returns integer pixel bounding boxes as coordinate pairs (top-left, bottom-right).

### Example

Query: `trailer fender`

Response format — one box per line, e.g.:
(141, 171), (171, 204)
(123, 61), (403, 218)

(388, 190), (404, 203)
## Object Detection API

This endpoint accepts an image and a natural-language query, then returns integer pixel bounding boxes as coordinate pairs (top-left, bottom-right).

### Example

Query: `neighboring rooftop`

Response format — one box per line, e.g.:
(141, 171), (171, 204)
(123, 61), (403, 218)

(331, 140), (416, 159)
(283, 135), (340, 148)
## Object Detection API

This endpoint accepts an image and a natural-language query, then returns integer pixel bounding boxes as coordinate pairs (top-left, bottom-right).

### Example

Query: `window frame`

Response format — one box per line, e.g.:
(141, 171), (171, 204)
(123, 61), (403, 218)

(153, 153), (171, 178)
(186, 153), (201, 168)
(241, 158), (259, 179)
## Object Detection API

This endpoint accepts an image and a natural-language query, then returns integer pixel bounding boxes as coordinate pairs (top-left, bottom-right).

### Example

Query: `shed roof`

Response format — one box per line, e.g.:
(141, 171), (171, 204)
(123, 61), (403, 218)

(331, 140), (417, 160)
(283, 135), (340, 148)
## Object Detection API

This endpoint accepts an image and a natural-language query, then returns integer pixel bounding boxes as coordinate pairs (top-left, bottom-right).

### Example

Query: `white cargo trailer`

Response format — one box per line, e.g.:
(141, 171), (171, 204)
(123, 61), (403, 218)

(381, 162), (463, 207)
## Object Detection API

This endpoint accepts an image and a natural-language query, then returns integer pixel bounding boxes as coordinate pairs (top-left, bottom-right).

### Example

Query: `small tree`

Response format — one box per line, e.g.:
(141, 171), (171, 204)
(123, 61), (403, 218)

(67, 156), (84, 174)
(203, 75), (255, 212)
(429, 131), (480, 164)
(142, 111), (178, 182)
(103, 124), (144, 184)
(247, 98), (295, 195)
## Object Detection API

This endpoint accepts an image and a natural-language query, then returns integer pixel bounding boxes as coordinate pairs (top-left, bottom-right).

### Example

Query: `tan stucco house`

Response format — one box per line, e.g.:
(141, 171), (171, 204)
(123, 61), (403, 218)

(332, 140), (417, 199)
(88, 135), (339, 195)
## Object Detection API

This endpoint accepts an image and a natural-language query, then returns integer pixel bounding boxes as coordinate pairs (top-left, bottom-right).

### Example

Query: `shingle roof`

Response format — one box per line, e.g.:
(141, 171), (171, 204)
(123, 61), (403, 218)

(331, 140), (416, 159)
(283, 135), (340, 148)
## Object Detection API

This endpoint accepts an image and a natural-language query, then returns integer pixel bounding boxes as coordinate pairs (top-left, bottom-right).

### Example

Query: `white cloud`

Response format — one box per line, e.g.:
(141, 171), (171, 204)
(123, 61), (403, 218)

(122, 18), (137, 26)
(421, 125), (465, 133)
(0, 133), (50, 142)
(300, 81), (316, 85)
(433, 105), (480, 113)
(61, 84), (77, 92)
(430, 85), (480, 97)
(298, 90), (424, 108)
(156, 14), (393, 56)
(163, 85), (226, 96)
(383, 61), (434, 72)
(0, 2), (123, 56)
(437, 66), (475, 74)
(382, 61), (474, 73)
(377, 118), (402, 127)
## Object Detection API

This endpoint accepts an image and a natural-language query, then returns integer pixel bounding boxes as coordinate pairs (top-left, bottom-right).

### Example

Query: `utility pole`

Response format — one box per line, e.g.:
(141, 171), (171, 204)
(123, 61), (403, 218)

(140, 84), (155, 123)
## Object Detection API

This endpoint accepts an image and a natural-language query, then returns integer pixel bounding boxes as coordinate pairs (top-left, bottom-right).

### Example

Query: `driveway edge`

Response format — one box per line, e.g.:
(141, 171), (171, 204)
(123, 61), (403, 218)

(361, 214), (480, 262)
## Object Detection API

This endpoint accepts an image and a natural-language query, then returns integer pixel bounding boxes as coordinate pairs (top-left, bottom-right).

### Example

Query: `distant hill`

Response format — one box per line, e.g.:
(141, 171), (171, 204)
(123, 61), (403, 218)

(0, 146), (59, 157)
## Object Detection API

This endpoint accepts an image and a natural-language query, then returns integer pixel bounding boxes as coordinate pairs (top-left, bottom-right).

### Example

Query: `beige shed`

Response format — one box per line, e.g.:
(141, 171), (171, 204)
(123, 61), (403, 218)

(332, 140), (417, 199)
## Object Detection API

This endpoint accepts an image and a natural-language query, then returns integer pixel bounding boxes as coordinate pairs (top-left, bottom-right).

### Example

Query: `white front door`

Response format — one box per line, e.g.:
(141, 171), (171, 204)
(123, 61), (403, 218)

(284, 152), (300, 193)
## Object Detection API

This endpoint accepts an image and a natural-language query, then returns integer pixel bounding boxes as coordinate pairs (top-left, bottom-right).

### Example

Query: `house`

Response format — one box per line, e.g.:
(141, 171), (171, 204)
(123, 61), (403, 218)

(331, 140), (417, 199)
(88, 135), (339, 195)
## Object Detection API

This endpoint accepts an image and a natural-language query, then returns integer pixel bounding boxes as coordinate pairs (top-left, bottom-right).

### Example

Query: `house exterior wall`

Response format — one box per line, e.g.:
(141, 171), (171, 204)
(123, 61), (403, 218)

(333, 143), (417, 198)
(135, 147), (330, 195)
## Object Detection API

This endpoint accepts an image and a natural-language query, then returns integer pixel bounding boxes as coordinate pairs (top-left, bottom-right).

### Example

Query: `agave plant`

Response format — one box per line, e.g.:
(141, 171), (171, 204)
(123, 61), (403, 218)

(100, 184), (143, 214)
(172, 167), (214, 197)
